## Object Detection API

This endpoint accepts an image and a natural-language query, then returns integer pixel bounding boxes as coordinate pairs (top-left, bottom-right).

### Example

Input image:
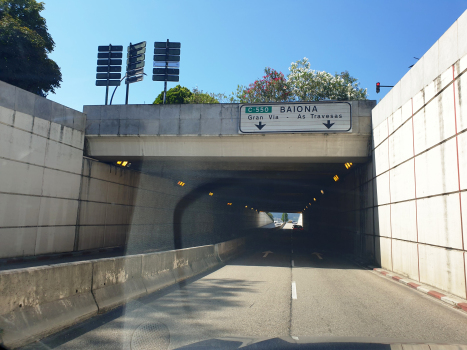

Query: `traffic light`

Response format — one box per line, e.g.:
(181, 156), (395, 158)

(376, 82), (381, 93)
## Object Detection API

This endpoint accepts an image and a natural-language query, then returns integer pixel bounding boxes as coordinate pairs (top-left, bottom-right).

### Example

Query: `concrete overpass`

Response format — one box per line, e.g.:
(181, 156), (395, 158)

(82, 100), (374, 214)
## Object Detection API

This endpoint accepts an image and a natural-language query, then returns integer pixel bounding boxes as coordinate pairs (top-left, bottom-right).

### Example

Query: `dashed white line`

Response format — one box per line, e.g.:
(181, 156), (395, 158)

(292, 281), (297, 299)
(291, 260), (294, 267)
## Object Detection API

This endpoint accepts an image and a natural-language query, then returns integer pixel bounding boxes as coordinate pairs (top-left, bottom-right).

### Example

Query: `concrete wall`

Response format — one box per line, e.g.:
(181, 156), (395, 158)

(0, 82), (272, 259)
(83, 101), (374, 136)
(0, 81), (86, 259)
(0, 236), (248, 348)
(83, 101), (375, 164)
(324, 10), (467, 299)
(78, 158), (272, 255)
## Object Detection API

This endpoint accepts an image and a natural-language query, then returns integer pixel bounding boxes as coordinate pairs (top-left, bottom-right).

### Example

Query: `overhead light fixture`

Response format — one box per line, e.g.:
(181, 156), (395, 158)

(245, 205), (248, 208)
(177, 181), (185, 186)
(321, 190), (324, 194)
(345, 162), (353, 169)
(313, 198), (316, 201)
(116, 161), (130, 167)
(209, 192), (213, 196)
(309, 203), (311, 205)
(227, 203), (232, 206)
(333, 175), (339, 181)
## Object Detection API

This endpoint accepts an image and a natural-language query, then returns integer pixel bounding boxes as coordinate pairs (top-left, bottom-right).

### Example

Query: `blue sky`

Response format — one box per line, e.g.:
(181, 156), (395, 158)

(42, 0), (467, 112)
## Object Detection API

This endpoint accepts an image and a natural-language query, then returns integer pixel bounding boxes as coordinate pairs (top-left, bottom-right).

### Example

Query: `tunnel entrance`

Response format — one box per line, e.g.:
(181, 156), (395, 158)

(120, 157), (368, 258)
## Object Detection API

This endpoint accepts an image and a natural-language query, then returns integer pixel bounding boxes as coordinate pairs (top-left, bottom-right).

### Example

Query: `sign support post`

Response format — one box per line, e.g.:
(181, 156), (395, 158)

(125, 41), (146, 105)
(153, 40), (181, 103)
(96, 44), (123, 105)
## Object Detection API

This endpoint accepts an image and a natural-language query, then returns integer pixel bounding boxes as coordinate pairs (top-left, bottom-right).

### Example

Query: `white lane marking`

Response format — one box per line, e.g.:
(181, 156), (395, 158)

(291, 260), (294, 267)
(292, 281), (297, 299)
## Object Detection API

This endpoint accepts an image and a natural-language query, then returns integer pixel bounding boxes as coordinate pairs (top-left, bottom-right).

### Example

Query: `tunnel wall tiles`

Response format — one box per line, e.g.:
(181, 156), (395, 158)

(0, 83), (86, 259)
(368, 10), (467, 298)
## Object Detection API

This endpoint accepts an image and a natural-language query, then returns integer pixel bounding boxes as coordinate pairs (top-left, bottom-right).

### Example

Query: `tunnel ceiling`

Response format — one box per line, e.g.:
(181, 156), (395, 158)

(93, 157), (360, 213)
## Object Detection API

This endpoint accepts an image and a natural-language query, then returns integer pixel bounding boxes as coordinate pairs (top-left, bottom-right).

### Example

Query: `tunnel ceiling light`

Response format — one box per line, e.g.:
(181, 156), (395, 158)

(116, 161), (130, 167)
(333, 175), (339, 181)
(320, 190), (324, 194)
(345, 162), (353, 169)
(209, 192), (213, 196)
(309, 203), (311, 205)
(227, 203), (232, 206)
(245, 205), (248, 208)
(314, 198), (316, 201)
(177, 181), (185, 186)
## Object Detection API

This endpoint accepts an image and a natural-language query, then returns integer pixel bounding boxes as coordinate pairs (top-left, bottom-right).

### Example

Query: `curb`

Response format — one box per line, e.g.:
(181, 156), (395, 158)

(372, 268), (467, 312)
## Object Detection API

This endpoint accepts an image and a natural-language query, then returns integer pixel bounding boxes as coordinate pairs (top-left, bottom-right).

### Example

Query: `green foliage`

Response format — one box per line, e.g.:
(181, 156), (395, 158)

(0, 0), (62, 96)
(153, 85), (192, 104)
(266, 212), (274, 221)
(154, 85), (227, 104)
(184, 86), (224, 104)
(281, 213), (289, 222)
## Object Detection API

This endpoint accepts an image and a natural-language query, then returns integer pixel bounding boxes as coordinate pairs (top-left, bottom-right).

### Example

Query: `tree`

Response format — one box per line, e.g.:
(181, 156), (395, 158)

(153, 85), (226, 104)
(232, 67), (291, 103)
(281, 213), (289, 222)
(153, 85), (192, 104)
(287, 57), (367, 101)
(0, 0), (62, 96)
(184, 87), (225, 104)
(266, 212), (274, 221)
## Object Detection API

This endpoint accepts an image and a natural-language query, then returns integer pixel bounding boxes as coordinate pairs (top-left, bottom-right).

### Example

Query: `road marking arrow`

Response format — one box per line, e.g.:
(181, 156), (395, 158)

(255, 121), (266, 130)
(263, 251), (273, 258)
(312, 252), (323, 260)
(323, 120), (334, 129)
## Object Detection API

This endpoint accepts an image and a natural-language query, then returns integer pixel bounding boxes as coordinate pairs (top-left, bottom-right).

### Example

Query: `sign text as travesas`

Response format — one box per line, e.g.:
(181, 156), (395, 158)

(239, 102), (351, 133)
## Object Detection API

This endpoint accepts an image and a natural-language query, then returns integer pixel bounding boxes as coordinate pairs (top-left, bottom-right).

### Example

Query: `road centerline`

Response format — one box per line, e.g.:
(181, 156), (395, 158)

(292, 281), (297, 299)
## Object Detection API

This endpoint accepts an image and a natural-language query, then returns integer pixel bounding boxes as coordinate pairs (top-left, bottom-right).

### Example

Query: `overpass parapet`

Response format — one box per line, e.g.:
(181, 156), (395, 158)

(83, 101), (375, 136)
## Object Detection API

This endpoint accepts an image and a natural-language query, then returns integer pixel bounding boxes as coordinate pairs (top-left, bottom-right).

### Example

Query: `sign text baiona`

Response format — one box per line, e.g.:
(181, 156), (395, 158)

(239, 102), (351, 133)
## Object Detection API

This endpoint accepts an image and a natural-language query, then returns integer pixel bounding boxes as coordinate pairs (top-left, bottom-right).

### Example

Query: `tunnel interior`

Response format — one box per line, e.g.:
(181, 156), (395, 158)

(114, 156), (367, 256)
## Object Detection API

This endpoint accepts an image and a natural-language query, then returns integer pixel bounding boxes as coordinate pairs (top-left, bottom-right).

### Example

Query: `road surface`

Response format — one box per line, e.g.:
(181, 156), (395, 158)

(21, 231), (467, 349)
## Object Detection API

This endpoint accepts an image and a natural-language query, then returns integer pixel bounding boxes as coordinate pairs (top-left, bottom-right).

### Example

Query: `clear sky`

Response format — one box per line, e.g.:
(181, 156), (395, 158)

(41, 0), (467, 112)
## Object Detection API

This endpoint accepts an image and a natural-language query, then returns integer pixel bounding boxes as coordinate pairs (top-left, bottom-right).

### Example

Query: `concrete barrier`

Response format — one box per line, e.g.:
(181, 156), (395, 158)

(217, 237), (246, 261)
(0, 237), (249, 348)
(142, 251), (177, 294)
(91, 255), (147, 313)
(0, 261), (96, 349)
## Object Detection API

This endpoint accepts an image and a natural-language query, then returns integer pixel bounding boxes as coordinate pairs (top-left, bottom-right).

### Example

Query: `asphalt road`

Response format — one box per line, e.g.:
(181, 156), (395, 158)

(21, 229), (467, 349)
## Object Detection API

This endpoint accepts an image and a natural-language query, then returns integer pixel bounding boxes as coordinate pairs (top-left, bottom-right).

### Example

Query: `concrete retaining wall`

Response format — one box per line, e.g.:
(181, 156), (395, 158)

(0, 81), (273, 259)
(0, 81), (86, 259)
(369, 9), (467, 299)
(312, 10), (467, 299)
(0, 237), (247, 348)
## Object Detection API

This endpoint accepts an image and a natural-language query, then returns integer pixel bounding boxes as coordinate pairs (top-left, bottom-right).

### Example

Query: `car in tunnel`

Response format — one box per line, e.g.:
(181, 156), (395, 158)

(292, 224), (303, 231)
